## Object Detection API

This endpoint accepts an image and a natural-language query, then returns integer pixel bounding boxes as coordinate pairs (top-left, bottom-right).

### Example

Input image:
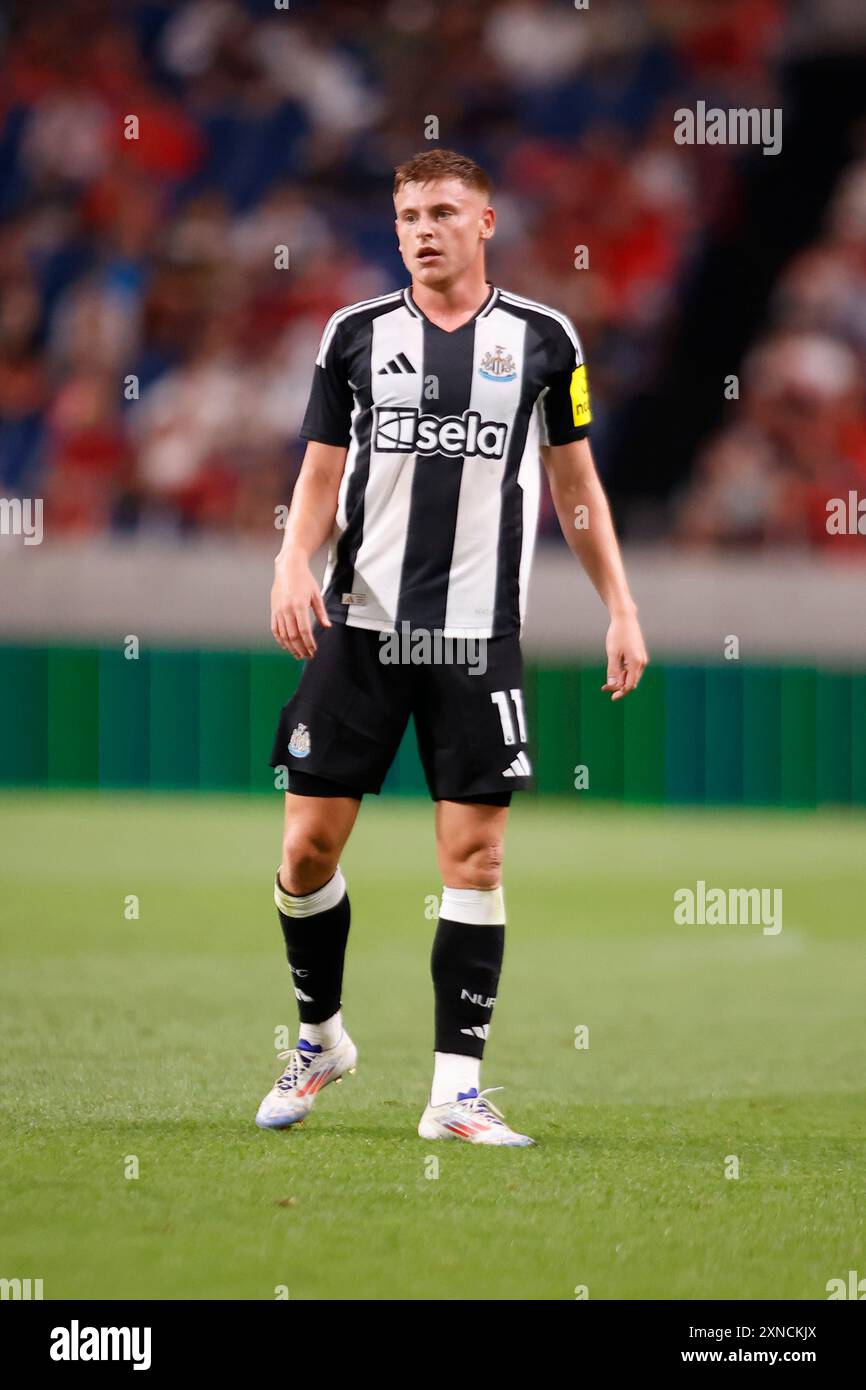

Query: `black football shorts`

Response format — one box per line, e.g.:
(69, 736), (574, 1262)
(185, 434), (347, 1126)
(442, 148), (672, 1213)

(269, 624), (533, 803)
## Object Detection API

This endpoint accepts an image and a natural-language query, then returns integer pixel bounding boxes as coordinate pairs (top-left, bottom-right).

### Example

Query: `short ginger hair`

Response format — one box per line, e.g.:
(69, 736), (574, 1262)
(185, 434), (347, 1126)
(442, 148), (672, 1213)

(393, 149), (493, 202)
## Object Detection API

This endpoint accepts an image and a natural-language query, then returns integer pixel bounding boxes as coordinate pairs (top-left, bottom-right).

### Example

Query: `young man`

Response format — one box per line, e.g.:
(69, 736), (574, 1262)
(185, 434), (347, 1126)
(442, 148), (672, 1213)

(257, 149), (648, 1146)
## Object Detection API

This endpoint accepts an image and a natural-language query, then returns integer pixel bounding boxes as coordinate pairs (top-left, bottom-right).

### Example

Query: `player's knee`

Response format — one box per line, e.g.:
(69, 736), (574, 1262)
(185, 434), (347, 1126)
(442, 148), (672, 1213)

(280, 824), (340, 895)
(446, 837), (504, 890)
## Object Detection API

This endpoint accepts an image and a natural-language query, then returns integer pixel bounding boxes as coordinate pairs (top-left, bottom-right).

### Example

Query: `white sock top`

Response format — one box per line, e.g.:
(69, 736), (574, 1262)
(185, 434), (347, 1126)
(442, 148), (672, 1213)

(299, 1011), (343, 1051)
(440, 884), (505, 926)
(431, 1051), (481, 1107)
(275, 866), (346, 918)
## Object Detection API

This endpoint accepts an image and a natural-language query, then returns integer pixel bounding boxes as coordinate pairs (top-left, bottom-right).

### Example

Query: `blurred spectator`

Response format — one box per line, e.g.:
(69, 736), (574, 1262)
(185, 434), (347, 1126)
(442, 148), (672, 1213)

(675, 332), (866, 548)
(676, 155), (866, 550)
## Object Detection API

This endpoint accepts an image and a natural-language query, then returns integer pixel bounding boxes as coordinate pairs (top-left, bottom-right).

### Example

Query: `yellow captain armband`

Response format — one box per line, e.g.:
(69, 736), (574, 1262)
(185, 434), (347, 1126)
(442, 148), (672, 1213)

(569, 364), (592, 429)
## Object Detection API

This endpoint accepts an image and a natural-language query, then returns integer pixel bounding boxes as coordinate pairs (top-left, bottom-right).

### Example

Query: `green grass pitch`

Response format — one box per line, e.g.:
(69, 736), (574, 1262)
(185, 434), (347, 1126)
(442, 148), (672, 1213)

(1, 790), (864, 1301)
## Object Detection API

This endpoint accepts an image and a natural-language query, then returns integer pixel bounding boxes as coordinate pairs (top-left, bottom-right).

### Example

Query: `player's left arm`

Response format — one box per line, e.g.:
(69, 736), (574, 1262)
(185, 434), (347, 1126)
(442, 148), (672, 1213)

(541, 437), (649, 700)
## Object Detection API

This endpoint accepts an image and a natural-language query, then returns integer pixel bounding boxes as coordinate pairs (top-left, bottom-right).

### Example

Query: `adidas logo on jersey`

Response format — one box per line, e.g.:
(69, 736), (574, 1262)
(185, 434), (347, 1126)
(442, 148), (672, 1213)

(377, 352), (416, 374)
(374, 407), (507, 459)
(502, 751), (532, 778)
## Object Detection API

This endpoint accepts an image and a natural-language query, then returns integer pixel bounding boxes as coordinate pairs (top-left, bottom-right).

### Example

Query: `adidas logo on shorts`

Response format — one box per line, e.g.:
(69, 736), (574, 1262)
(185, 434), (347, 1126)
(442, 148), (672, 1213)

(502, 751), (532, 778)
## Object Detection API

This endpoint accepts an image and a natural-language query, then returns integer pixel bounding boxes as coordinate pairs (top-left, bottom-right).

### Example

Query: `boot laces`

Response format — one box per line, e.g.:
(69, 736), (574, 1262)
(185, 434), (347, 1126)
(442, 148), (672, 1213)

(274, 1048), (316, 1093)
(458, 1086), (508, 1126)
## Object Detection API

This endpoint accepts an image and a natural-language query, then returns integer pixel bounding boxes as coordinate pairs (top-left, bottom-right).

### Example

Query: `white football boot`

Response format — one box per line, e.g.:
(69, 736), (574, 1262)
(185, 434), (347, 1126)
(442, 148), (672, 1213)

(418, 1086), (535, 1146)
(255, 1033), (357, 1130)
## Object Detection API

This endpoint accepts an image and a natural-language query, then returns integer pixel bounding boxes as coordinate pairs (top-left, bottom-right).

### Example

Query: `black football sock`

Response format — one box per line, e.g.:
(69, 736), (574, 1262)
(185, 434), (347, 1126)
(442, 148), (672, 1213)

(431, 887), (506, 1061)
(274, 868), (350, 1026)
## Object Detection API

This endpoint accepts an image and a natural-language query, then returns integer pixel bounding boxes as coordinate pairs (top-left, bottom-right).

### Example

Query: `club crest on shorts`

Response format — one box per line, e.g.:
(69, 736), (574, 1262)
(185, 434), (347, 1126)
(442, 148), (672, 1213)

(479, 345), (517, 382)
(288, 722), (311, 758)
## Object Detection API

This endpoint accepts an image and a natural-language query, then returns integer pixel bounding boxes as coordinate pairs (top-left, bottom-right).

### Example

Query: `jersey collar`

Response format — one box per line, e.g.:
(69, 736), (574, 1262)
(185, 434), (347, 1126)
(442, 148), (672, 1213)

(403, 283), (499, 329)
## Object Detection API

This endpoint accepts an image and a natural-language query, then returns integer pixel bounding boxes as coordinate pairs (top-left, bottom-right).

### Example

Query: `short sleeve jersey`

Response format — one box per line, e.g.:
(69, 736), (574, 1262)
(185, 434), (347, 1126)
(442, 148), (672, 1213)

(301, 285), (591, 639)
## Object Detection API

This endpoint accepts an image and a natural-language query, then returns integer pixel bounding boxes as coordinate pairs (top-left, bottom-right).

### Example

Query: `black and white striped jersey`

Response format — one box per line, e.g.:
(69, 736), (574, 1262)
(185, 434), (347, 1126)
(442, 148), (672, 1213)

(300, 284), (591, 639)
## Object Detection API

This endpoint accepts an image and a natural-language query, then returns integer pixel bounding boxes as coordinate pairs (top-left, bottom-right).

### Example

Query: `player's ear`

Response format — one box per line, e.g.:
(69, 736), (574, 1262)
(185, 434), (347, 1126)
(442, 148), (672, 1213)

(480, 206), (496, 240)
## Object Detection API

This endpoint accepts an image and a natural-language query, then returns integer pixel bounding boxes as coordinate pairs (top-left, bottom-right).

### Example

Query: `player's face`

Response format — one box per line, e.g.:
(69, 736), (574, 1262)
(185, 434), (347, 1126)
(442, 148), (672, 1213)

(394, 178), (494, 288)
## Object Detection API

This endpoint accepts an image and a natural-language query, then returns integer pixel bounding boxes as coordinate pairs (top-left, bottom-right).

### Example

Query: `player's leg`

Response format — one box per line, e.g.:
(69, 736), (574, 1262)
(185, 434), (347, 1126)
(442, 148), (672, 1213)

(419, 799), (531, 1144)
(258, 624), (411, 1130)
(277, 784), (360, 1047)
(413, 634), (535, 1145)
(257, 781), (362, 1130)
(429, 797), (509, 1101)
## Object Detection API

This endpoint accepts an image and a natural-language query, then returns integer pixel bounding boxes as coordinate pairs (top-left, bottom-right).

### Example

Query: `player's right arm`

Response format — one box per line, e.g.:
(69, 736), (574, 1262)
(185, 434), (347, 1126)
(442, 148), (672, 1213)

(270, 441), (347, 660)
(273, 310), (355, 659)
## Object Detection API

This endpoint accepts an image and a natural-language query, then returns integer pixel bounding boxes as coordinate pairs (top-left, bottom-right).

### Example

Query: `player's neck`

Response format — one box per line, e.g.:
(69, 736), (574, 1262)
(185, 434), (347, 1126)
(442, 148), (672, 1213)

(410, 269), (491, 332)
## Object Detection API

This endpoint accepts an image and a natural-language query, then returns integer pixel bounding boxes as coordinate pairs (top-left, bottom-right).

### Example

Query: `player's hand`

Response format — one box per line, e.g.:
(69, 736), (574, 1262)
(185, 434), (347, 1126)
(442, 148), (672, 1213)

(270, 557), (331, 659)
(602, 610), (648, 701)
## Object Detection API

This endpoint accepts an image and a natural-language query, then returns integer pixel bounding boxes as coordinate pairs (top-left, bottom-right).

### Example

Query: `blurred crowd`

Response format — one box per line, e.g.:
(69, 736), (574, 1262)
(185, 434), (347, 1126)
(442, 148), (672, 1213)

(675, 157), (866, 550)
(0, 0), (864, 547)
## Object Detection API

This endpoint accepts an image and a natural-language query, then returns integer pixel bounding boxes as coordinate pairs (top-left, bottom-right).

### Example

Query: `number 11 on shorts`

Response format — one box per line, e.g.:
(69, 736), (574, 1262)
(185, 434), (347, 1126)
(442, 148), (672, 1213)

(490, 689), (528, 746)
